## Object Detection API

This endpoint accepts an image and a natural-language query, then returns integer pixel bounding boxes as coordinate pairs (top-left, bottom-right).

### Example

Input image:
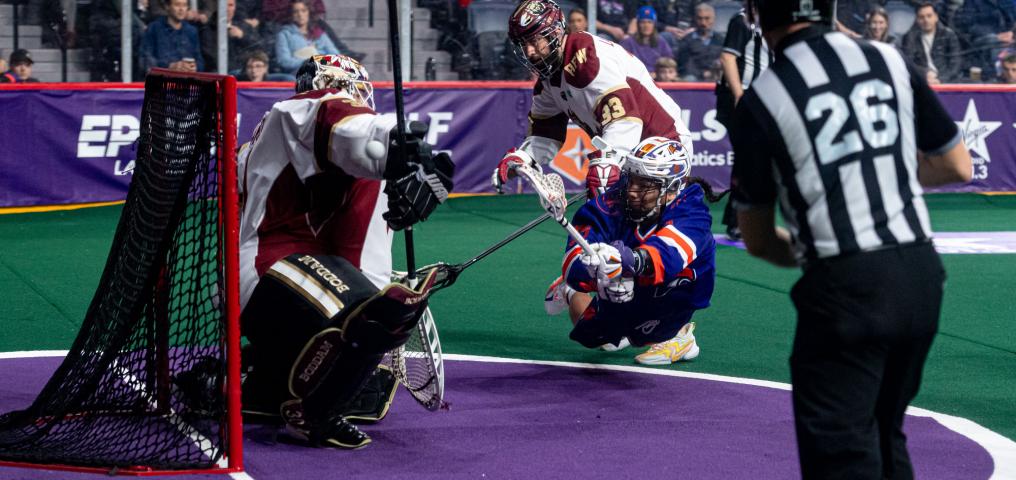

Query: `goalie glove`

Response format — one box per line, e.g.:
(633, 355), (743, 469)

(585, 150), (622, 199)
(383, 120), (433, 180)
(383, 151), (454, 231)
(579, 243), (635, 304)
(382, 121), (455, 230)
(491, 148), (541, 193)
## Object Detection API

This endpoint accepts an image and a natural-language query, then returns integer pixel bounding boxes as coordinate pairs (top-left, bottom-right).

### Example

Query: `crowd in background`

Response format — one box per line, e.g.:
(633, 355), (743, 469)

(552, 0), (1016, 84)
(1, 0), (1016, 84)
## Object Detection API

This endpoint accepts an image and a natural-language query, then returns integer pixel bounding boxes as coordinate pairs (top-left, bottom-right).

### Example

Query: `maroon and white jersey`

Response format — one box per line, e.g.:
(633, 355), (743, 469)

(521, 32), (694, 163)
(237, 88), (397, 308)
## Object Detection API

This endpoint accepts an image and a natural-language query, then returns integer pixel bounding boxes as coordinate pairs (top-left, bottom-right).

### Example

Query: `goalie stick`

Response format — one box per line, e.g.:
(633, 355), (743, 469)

(386, 0), (418, 284)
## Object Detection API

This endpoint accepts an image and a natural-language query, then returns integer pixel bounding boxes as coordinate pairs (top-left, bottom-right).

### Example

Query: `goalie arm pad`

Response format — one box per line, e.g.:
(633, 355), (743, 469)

(318, 100), (398, 179)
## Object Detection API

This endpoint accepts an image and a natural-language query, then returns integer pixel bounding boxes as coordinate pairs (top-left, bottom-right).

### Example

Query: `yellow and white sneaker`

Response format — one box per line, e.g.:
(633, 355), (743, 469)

(634, 322), (700, 365)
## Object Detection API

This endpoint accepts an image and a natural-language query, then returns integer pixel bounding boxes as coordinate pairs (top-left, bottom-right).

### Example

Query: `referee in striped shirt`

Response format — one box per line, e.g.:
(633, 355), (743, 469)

(716, 3), (772, 240)
(730, 1), (972, 478)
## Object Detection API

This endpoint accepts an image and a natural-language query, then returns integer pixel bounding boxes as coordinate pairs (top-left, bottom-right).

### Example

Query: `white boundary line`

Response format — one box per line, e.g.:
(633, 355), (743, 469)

(3, 351), (1012, 479)
(443, 354), (1016, 480)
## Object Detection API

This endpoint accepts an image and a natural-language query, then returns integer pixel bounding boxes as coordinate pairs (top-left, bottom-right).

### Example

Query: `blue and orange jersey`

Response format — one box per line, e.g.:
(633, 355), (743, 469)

(562, 183), (716, 316)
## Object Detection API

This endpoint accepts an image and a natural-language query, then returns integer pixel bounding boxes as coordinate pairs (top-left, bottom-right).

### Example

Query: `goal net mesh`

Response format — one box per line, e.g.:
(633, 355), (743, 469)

(0, 73), (237, 471)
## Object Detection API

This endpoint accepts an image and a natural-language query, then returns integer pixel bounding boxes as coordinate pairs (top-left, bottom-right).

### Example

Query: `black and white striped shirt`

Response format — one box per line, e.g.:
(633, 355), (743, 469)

(730, 26), (961, 264)
(720, 10), (771, 91)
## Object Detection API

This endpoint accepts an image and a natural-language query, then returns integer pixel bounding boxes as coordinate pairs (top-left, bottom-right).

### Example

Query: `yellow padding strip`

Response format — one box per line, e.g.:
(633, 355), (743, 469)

(0, 201), (125, 215)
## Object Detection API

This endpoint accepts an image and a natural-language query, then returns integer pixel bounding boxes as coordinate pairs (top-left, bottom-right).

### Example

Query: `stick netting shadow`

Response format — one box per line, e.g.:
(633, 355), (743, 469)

(0, 76), (232, 471)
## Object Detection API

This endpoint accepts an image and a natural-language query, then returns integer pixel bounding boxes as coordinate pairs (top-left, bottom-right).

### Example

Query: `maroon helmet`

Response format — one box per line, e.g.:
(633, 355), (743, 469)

(508, 0), (566, 78)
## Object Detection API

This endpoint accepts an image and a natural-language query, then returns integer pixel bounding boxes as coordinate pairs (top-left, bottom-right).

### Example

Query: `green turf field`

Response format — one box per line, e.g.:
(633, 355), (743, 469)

(0, 194), (1014, 442)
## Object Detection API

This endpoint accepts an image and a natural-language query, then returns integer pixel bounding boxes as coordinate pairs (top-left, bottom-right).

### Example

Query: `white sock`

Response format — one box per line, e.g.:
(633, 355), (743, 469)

(563, 284), (576, 305)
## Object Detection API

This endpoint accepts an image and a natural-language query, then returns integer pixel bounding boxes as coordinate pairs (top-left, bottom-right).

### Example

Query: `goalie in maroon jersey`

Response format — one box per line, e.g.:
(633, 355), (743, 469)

(491, 0), (695, 200)
(235, 54), (453, 449)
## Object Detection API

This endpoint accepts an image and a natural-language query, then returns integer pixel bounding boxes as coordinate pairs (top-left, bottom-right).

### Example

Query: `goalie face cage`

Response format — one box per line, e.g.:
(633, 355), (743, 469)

(0, 69), (242, 476)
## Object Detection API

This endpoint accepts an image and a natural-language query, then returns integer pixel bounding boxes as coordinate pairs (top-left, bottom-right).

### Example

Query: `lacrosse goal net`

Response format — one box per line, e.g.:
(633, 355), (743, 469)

(0, 69), (242, 475)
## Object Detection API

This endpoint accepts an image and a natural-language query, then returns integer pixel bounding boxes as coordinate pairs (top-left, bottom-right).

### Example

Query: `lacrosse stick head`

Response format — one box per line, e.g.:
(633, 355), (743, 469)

(415, 262), (461, 293)
(514, 163), (569, 221)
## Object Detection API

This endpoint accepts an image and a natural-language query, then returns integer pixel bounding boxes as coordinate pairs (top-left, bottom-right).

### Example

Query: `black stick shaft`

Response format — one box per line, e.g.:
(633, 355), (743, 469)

(458, 193), (584, 270)
(387, 0), (416, 282)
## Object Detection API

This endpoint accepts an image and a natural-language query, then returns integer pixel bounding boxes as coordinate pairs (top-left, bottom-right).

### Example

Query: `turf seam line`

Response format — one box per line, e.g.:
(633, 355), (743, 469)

(715, 273), (791, 295)
(938, 331), (1016, 356)
(446, 202), (577, 240)
(0, 257), (78, 329)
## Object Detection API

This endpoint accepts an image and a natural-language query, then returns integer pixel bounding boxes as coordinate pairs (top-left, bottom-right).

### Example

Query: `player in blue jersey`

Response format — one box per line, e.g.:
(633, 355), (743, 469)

(545, 136), (718, 365)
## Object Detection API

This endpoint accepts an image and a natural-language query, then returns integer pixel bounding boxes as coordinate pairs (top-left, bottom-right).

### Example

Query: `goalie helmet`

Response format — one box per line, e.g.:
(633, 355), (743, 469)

(747, 0), (836, 32)
(508, 0), (566, 79)
(295, 54), (375, 110)
(620, 137), (691, 224)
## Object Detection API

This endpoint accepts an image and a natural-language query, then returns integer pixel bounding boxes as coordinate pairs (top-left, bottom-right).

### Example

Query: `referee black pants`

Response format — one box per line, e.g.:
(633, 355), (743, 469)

(789, 243), (944, 479)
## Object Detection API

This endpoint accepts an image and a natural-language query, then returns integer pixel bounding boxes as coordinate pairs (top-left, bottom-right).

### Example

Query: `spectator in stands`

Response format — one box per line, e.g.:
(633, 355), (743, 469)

(1000, 54), (1016, 83)
(568, 8), (588, 34)
(202, 0), (265, 74)
(275, 0), (340, 75)
(139, 0), (206, 73)
(901, 3), (962, 83)
(864, 6), (898, 45)
(237, 50), (270, 81)
(0, 49), (39, 83)
(952, 0), (1016, 82)
(677, 3), (724, 81)
(87, 0), (147, 81)
(186, 0), (215, 26)
(262, 0), (363, 61)
(135, 0), (165, 23)
(262, 0), (323, 24)
(594, 0), (632, 41)
(621, 6), (674, 71)
(654, 56), (678, 81)
(236, 0), (261, 23)
(0, 55), (7, 76)
(657, 0), (697, 45)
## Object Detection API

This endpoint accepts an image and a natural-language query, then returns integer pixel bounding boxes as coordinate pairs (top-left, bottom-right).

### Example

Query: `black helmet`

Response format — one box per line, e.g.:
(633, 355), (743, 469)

(749, 0), (835, 32)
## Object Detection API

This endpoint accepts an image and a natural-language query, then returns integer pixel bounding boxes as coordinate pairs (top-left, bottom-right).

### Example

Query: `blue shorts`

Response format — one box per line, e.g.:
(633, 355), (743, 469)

(568, 296), (695, 348)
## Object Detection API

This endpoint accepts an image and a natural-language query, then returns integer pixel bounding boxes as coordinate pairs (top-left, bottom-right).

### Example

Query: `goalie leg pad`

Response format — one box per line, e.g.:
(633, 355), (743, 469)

(341, 365), (398, 424)
(288, 269), (439, 417)
(243, 253), (383, 416)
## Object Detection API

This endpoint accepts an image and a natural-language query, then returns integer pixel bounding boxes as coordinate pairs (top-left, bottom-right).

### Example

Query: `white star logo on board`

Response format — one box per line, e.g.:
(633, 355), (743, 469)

(955, 99), (1001, 161)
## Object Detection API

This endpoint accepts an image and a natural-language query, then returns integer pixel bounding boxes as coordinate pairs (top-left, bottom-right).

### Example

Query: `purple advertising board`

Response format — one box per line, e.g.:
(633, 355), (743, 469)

(1, 83), (1014, 207)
